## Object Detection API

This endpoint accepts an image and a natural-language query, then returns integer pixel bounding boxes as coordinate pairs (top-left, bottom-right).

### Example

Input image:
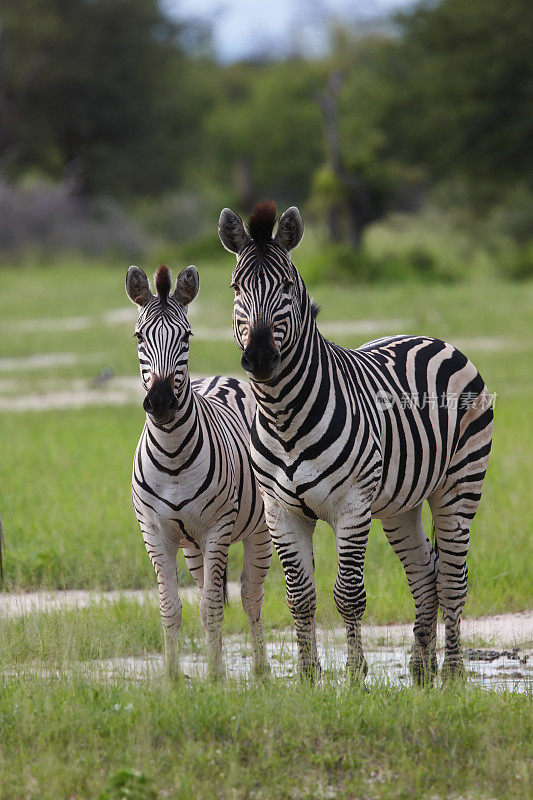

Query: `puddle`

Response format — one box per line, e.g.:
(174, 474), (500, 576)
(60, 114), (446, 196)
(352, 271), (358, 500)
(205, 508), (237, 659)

(5, 637), (530, 692)
(2, 591), (531, 690)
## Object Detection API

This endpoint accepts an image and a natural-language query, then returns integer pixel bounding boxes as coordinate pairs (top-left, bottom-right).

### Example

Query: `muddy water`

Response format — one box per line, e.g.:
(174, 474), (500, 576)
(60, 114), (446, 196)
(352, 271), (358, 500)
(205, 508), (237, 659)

(2, 592), (531, 690)
(27, 634), (529, 692)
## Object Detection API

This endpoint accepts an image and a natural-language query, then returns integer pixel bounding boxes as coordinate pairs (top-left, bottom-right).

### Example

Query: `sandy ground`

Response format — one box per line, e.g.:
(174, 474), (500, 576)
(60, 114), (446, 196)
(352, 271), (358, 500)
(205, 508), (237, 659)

(2, 586), (531, 689)
(2, 585), (532, 648)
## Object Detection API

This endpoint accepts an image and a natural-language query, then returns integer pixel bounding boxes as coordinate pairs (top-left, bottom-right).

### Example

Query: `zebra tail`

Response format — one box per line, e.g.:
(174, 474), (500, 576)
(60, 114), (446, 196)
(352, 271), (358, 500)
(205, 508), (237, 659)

(431, 519), (439, 561)
(223, 564), (229, 606)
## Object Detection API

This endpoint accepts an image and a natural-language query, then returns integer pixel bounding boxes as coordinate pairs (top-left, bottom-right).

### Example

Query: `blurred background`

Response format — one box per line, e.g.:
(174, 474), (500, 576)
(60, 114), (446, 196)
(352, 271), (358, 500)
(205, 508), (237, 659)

(0, 0), (531, 280)
(0, 0), (531, 609)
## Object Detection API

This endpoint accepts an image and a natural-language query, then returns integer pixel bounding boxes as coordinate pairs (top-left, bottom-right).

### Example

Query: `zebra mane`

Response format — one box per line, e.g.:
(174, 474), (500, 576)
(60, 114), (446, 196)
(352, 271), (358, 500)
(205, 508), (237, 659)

(155, 264), (172, 303)
(247, 200), (277, 248)
(310, 301), (320, 319)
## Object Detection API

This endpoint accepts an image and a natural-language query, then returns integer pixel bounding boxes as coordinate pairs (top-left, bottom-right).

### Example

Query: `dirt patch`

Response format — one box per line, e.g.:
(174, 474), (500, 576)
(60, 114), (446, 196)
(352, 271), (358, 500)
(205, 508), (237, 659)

(2, 587), (531, 648)
(0, 353), (101, 372)
(2, 589), (531, 689)
(4, 637), (531, 692)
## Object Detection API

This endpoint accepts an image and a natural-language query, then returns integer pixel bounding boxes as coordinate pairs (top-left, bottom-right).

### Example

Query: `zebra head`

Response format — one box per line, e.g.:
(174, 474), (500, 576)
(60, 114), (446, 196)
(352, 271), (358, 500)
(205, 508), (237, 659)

(125, 264), (199, 424)
(218, 200), (305, 383)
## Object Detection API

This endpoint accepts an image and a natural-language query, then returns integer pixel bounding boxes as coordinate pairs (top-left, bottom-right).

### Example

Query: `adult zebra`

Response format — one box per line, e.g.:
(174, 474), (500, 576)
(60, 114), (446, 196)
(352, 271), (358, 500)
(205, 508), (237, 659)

(126, 263), (272, 678)
(218, 200), (493, 682)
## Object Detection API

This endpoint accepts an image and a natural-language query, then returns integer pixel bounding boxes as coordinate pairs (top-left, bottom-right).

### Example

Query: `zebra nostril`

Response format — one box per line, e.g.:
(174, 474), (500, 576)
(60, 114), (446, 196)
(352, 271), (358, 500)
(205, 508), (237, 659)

(241, 352), (253, 372)
(143, 395), (153, 413)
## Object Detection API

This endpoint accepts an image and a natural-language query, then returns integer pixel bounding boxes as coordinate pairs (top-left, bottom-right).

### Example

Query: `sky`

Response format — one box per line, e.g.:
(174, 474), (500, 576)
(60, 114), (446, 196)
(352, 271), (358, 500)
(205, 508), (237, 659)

(165, 0), (414, 62)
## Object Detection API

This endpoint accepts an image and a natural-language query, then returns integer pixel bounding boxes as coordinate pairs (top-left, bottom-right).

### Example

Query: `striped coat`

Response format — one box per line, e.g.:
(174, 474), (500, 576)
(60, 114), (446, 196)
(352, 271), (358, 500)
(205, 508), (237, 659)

(126, 264), (271, 677)
(219, 201), (493, 682)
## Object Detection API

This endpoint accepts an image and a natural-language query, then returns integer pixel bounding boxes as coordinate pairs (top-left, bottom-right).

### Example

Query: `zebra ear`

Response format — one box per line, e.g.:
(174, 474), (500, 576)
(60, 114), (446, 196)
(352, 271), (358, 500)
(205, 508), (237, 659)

(218, 208), (251, 254)
(274, 207), (304, 252)
(174, 265), (199, 308)
(126, 266), (153, 307)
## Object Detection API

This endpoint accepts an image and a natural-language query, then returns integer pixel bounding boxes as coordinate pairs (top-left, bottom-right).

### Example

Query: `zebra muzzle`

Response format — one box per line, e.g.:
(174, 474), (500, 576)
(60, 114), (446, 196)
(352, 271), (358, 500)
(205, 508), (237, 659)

(241, 325), (280, 382)
(143, 376), (178, 423)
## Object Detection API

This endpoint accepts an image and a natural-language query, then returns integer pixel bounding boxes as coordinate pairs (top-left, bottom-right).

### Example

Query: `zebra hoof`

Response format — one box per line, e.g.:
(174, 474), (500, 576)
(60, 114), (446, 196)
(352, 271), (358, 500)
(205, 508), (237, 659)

(347, 657), (368, 684)
(298, 659), (321, 685)
(409, 652), (438, 686)
(441, 657), (466, 682)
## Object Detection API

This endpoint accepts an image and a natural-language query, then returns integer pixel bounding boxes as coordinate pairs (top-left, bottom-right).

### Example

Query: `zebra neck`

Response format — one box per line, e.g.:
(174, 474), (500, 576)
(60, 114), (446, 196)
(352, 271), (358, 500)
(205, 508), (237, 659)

(251, 319), (329, 426)
(144, 376), (201, 456)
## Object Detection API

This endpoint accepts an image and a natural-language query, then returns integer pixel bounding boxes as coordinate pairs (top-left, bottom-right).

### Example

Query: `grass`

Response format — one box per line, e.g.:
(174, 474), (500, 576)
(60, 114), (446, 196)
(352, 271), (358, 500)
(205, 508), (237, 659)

(0, 262), (532, 620)
(0, 673), (530, 800)
(0, 258), (532, 800)
(0, 393), (530, 621)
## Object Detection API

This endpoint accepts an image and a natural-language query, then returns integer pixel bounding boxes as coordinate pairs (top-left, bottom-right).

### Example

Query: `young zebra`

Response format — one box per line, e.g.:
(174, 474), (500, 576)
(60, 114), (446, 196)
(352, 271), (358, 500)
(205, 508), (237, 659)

(218, 200), (493, 682)
(125, 263), (272, 678)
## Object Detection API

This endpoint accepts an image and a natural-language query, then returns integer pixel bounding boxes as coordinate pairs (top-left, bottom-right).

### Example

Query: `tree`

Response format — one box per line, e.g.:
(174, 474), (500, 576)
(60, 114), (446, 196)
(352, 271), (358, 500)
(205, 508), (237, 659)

(0, 0), (200, 195)
(395, 0), (533, 199)
(311, 31), (417, 247)
(204, 59), (324, 211)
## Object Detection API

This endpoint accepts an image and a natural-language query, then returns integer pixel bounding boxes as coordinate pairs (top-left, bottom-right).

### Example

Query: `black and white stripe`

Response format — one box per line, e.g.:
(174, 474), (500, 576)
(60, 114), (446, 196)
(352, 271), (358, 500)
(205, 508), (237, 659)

(219, 202), (493, 681)
(125, 264), (271, 678)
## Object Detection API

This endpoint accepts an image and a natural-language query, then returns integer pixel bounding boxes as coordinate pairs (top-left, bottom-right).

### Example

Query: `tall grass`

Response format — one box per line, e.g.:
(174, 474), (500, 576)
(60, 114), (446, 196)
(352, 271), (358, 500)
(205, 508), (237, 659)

(0, 674), (530, 800)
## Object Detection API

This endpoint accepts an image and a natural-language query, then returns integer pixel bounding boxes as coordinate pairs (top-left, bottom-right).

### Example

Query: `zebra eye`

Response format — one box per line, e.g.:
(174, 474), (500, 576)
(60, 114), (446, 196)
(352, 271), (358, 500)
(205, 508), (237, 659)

(281, 280), (293, 293)
(182, 331), (192, 343)
(134, 332), (144, 344)
(231, 283), (240, 296)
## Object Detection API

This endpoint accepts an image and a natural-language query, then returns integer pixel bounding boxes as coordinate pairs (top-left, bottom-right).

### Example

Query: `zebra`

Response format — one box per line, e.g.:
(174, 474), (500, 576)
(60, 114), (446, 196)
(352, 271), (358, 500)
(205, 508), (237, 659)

(218, 200), (493, 682)
(125, 263), (272, 678)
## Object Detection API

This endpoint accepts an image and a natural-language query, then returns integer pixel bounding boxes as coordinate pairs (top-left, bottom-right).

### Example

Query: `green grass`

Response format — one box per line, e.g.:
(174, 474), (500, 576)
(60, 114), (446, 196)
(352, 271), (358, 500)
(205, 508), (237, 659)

(0, 674), (530, 800)
(0, 394), (530, 621)
(0, 260), (532, 800)
(0, 262), (532, 621)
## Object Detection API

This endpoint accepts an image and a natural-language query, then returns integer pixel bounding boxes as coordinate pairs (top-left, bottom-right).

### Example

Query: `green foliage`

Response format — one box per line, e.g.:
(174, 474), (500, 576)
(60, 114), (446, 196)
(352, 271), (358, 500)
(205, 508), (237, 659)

(177, 232), (229, 265)
(498, 241), (533, 280)
(0, 0), (199, 195)
(204, 59), (324, 207)
(311, 165), (344, 205)
(395, 0), (533, 196)
(331, 32), (416, 207)
(1, 0), (532, 261)
(299, 242), (453, 284)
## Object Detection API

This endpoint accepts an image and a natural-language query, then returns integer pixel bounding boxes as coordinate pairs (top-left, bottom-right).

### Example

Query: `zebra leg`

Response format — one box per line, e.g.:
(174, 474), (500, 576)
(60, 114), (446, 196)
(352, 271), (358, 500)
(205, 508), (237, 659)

(264, 496), (319, 680)
(333, 508), (371, 681)
(200, 531), (231, 678)
(429, 509), (470, 680)
(143, 528), (181, 679)
(241, 528), (272, 676)
(183, 545), (204, 594)
(381, 505), (439, 684)
(429, 391), (492, 680)
(429, 487), (475, 680)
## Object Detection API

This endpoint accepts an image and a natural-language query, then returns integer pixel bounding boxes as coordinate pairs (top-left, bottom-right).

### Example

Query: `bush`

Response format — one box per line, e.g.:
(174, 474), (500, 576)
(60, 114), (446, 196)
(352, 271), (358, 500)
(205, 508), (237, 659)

(0, 178), (149, 261)
(298, 242), (454, 284)
(498, 241), (533, 281)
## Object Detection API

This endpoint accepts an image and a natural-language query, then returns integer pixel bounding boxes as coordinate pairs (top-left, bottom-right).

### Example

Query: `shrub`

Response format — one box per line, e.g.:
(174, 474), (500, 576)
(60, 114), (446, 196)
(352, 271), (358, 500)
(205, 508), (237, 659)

(298, 242), (454, 284)
(498, 241), (533, 281)
(0, 178), (148, 261)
